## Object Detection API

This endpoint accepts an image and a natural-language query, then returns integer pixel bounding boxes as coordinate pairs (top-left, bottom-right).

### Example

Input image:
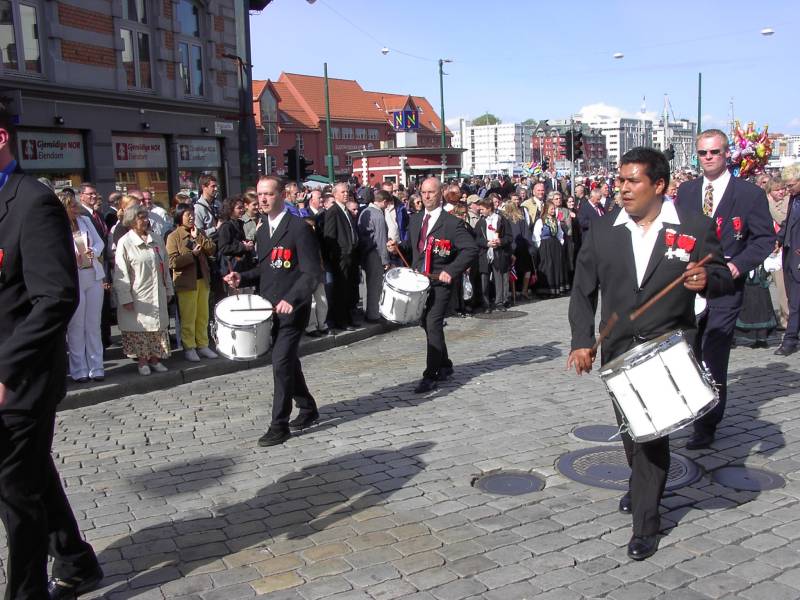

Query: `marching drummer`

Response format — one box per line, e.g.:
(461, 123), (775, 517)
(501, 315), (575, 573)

(567, 148), (733, 560)
(387, 177), (477, 393)
(224, 176), (322, 447)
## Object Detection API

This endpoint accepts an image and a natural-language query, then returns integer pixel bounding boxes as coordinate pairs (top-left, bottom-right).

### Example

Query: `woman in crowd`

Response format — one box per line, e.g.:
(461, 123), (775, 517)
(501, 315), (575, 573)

(166, 203), (218, 362)
(217, 196), (255, 276)
(242, 191), (260, 242)
(766, 177), (790, 329)
(533, 200), (568, 297)
(409, 193), (423, 214)
(735, 261), (778, 348)
(114, 203), (173, 375)
(501, 198), (534, 302)
(449, 204), (471, 317)
(549, 191), (575, 283)
(60, 191), (106, 382)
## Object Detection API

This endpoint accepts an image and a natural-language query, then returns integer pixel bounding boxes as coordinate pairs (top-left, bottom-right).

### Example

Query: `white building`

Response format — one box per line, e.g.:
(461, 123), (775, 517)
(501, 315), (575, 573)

(576, 114), (653, 167)
(652, 118), (697, 170)
(452, 120), (536, 175)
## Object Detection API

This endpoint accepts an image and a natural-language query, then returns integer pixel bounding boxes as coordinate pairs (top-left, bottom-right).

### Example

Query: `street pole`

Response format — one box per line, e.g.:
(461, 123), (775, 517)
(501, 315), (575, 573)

(696, 72), (702, 135)
(439, 59), (448, 181)
(569, 117), (575, 196)
(324, 62), (335, 184)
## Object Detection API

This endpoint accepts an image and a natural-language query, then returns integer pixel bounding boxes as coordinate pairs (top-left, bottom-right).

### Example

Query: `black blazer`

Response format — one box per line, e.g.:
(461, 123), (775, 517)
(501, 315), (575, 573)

(569, 208), (734, 365)
(779, 195), (800, 283)
(0, 170), (79, 412)
(677, 176), (774, 306)
(217, 219), (252, 272)
(323, 203), (358, 271)
(475, 214), (513, 273)
(398, 209), (477, 284)
(240, 214), (321, 321)
(577, 200), (605, 233)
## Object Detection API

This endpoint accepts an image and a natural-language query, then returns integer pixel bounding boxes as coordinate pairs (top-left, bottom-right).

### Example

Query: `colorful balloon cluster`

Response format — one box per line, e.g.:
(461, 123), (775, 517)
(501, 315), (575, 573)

(730, 120), (772, 178)
(523, 161), (543, 176)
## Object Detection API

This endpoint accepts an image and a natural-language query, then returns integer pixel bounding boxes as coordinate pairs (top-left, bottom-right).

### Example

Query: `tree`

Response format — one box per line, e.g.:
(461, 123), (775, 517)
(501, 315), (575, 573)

(472, 113), (501, 126)
(522, 118), (537, 126)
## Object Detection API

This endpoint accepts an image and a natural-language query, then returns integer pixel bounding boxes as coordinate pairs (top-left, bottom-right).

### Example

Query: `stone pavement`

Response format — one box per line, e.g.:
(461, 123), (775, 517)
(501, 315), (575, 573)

(7, 297), (800, 599)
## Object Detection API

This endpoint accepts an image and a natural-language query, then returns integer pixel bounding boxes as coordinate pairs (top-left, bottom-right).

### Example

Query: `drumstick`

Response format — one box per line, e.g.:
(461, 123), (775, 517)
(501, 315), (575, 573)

(591, 312), (619, 353)
(393, 243), (412, 269)
(392, 243), (439, 281)
(629, 253), (713, 322)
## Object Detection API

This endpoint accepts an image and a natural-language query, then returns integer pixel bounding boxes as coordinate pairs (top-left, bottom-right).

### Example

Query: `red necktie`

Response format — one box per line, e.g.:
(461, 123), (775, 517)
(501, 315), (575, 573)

(418, 213), (430, 253)
(596, 205), (603, 216)
(92, 211), (108, 237)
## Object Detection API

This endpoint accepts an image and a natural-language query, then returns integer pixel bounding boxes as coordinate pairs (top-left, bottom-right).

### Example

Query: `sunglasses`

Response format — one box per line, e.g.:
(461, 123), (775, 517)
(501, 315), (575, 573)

(697, 149), (724, 157)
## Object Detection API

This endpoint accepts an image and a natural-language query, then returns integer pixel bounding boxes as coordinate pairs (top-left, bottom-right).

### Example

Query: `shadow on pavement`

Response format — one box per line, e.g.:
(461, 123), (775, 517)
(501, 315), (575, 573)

(92, 441), (435, 598)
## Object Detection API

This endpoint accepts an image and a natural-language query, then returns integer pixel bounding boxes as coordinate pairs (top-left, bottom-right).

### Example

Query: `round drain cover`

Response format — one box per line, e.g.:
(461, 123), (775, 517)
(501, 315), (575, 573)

(474, 310), (526, 320)
(557, 447), (702, 491)
(472, 470), (545, 495)
(573, 425), (620, 443)
(712, 466), (784, 491)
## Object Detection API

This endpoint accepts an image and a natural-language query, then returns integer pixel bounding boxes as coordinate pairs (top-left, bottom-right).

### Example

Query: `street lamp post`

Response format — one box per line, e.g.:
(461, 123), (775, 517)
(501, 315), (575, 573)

(439, 58), (452, 181)
(323, 62), (335, 184)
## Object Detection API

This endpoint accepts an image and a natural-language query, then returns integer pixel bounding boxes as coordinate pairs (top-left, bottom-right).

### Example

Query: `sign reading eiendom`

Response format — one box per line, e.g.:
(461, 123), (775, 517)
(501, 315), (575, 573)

(177, 138), (221, 168)
(112, 135), (167, 169)
(17, 130), (85, 170)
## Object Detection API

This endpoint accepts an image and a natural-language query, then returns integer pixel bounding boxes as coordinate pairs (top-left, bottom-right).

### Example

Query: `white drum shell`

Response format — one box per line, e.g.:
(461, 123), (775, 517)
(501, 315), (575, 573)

(213, 294), (273, 360)
(379, 268), (431, 324)
(600, 331), (718, 442)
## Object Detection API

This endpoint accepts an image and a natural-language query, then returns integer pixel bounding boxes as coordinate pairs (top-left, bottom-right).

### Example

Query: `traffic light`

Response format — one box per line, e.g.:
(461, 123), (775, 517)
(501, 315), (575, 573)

(257, 152), (267, 175)
(573, 132), (584, 160)
(299, 156), (314, 180)
(564, 131), (573, 157)
(665, 144), (675, 160)
(284, 147), (298, 181)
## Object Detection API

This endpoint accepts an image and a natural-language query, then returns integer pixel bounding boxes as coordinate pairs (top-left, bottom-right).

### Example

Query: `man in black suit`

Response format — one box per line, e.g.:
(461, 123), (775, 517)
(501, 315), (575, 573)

(776, 165), (800, 354)
(676, 129), (775, 449)
(323, 182), (359, 331)
(475, 195), (513, 311)
(388, 177), (477, 393)
(577, 188), (606, 233)
(0, 106), (102, 598)
(225, 176), (322, 447)
(569, 147), (733, 561)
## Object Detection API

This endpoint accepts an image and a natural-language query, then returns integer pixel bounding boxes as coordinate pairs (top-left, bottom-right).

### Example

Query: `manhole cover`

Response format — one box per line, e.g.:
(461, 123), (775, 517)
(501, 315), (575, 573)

(711, 466), (785, 491)
(573, 425), (620, 443)
(557, 447), (702, 491)
(472, 470), (545, 495)
(474, 310), (526, 320)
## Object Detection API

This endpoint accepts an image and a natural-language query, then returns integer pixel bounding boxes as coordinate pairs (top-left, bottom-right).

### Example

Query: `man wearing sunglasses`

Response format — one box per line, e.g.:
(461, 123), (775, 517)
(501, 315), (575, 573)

(677, 129), (775, 450)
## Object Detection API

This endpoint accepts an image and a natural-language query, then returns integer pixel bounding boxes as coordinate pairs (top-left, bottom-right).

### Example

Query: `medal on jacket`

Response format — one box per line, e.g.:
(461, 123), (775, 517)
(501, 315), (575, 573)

(732, 216), (743, 240)
(283, 248), (292, 269)
(271, 247), (282, 269)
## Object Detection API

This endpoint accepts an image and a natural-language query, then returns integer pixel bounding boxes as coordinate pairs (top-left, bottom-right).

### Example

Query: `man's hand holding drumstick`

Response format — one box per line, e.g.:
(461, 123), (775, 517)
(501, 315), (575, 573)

(387, 240), (452, 284)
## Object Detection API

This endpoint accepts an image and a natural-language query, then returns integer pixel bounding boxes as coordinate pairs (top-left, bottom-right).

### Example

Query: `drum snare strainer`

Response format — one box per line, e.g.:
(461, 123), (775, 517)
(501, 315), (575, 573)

(599, 330), (718, 443)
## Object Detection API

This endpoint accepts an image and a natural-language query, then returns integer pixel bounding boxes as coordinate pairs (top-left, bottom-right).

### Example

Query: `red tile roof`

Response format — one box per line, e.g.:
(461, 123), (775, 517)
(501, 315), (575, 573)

(364, 91), (449, 135)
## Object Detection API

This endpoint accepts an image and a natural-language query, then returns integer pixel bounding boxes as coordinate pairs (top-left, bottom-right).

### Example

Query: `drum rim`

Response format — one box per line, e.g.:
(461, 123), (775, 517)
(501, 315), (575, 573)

(384, 268), (430, 294)
(600, 330), (685, 375)
(215, 294), (273, 328)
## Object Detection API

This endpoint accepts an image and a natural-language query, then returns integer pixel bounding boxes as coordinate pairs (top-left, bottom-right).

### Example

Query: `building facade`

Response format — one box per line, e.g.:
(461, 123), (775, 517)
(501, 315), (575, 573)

(529, 120), (607, 173)
(652, 118), (697, 170)
(253, 73), (450, 181)
(577, 115), (653, 168)
(0, 0), (260, 207)
(452, 121), (534, 176)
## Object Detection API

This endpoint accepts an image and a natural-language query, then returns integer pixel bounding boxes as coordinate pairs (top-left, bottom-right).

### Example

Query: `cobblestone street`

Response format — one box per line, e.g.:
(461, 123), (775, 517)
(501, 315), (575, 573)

(10, 297), (800, 599)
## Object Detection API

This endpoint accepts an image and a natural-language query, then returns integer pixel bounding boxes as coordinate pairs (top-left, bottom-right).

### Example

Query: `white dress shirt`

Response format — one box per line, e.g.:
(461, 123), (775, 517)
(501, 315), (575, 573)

(703, 169), (731, 216)
(614, 197), (681, 287)
(268, 208), (288, 236)
(420, 205), (443, 250)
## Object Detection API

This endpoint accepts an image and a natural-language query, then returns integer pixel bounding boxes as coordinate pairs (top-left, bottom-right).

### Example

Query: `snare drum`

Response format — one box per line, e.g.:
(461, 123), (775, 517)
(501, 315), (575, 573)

(599, 330), (718, 443)
(379, 267), (431, 324)
(213, 294), (273, 360)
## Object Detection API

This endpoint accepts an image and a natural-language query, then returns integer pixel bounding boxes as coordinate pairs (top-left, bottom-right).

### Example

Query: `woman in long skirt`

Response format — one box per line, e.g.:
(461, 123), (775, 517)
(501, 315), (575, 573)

(533, 201), (569, 297)
(736, 266), (777, 348)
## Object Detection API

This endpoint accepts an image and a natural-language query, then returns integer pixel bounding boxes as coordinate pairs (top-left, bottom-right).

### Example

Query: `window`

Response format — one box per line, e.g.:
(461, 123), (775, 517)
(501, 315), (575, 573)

(355, 128), (366, 140)
(0, 0), (41, 74)
(295, 134), (304, 153)
(122, 0), (147, 23)
(176, 0), (203, 97)
(341, 127), (353, 140)
(119, 0), (151, 89)
(345, 155), (353, 167)
(331, 127), (340, 139)
(260, 92), (278, 146)
(368, 128), (379, 140)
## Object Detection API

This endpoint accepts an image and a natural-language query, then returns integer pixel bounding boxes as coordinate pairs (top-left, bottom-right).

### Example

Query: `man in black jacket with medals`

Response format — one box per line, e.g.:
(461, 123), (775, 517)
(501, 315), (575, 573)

(225, 176), (321, 446)
(568, 148), (733, 561)
(388, 177), (477, 393)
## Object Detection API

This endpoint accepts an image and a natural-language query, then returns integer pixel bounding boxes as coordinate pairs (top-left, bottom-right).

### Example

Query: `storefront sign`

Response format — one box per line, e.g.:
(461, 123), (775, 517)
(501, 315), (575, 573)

(17, 130), (85, 170)
(177, 138), (221, 168)
(214, 121), (234, 135)
(112, 135), (167, 169)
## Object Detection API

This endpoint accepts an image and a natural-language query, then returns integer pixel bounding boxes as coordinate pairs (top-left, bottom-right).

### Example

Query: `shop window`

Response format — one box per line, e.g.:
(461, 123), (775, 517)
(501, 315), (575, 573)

(341, 127), (353, 140)
(260, 91), (278, 146)
(176, 0), (203, 97)
(355, 128), (366, 140)
(0, 0), (42, 75)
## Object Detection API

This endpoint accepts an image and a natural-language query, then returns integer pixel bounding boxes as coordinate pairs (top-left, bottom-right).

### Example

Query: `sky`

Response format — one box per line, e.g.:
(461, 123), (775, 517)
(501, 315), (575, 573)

(250, 0), (799, 135)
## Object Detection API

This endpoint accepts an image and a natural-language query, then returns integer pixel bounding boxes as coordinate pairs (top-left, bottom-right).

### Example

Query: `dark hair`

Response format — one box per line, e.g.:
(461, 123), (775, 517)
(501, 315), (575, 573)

(199, 174), (217, 190)
(220, 195), (243, 222)
(256, 175), (285, 195)
(79, 181), (96, 194)
(0, 102), (17, 153)
(619, 147), (670, 189)
(173, 202), (194, 226)
(374, 190), (392, 204)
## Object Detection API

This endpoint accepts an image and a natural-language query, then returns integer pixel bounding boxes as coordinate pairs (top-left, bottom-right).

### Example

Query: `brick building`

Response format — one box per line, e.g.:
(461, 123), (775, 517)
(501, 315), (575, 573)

(253, 72), (450, 180)
(0, 0), (265, 205)
(530, 122), (608, 172)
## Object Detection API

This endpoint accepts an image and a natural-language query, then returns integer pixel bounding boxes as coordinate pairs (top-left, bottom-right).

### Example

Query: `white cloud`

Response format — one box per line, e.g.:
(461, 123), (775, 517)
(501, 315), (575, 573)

(577, 102), (658, 123)
(788, 117), (800, 128)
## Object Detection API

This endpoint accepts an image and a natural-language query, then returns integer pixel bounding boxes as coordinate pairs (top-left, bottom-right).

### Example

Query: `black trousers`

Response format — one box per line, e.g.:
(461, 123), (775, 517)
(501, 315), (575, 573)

(330, 259), (358, 327)
(613, 404), (669, 537)
(0, 410), (97, 599)
(270, 304), (317, 430)
(693, 301), (740, 435)
(100, 288), (112, 348)
(362, 250), (384, 320)
(421, 283), (453, 379)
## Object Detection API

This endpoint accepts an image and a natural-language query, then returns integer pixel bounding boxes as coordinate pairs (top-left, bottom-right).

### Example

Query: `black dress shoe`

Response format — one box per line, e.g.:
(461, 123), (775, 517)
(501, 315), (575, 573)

(258, 428), (291, 447)
(750, 340), (768, 349)
(306, 330), (323, 338)
(364, 317), (383, 324)
(414, 378), (438, 394)
(618, 492), (632, 514)
(90, 375), (105, 382)
(686, 431), (715, 450)
(774, 345), (797, 356)
(627, 535), (659, 560)
(48, 564), (104, 600)
(438, 366), (454, 381)
(73, 377), (89, 384)
(288, 410), (320, 430)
